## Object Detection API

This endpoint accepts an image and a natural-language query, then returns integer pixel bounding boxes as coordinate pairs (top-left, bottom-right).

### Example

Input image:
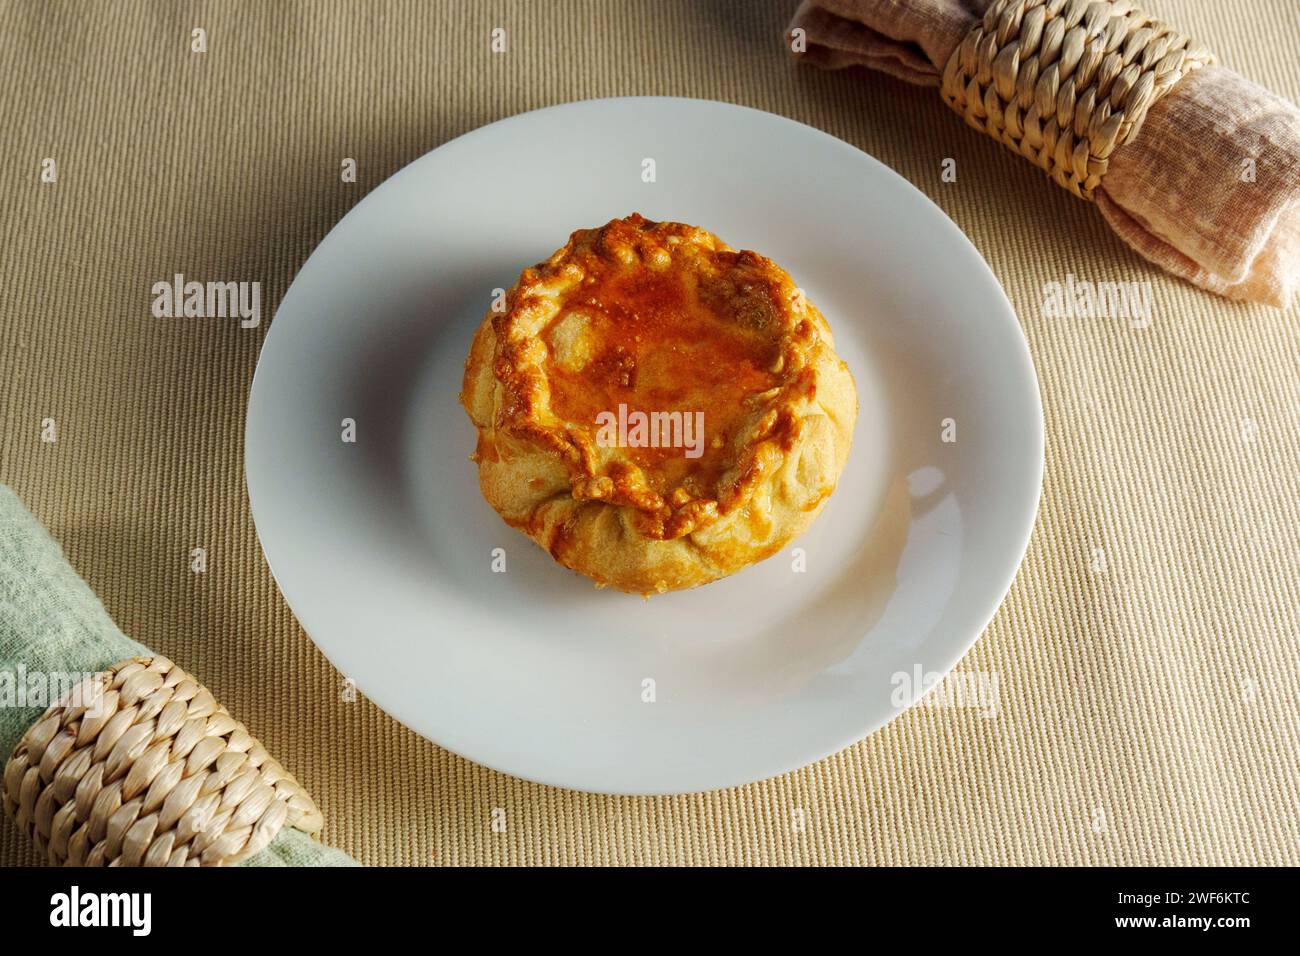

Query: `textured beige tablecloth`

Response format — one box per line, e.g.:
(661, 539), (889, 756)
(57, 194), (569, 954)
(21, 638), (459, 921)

(1, 0), (1297, 866)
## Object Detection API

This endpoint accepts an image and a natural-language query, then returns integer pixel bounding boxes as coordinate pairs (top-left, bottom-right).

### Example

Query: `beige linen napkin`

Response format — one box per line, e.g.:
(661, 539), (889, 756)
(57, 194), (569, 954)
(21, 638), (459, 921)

(789, 0), (1300, 307)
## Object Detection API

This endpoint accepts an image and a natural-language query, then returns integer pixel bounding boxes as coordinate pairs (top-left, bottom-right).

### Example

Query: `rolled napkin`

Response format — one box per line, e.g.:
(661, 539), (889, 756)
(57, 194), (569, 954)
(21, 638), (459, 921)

(0, 484), (357, 866)
(788, 0), (1300, 307)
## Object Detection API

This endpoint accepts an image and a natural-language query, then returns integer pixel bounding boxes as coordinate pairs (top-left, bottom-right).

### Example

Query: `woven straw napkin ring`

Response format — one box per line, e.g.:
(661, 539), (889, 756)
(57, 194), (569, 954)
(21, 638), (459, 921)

(941, 0), (1215, 200)
(3, 657), (322, 866)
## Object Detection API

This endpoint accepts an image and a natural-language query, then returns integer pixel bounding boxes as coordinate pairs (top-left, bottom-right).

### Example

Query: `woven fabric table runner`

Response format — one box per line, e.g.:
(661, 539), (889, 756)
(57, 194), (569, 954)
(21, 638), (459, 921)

(1, 0), (1297, 865)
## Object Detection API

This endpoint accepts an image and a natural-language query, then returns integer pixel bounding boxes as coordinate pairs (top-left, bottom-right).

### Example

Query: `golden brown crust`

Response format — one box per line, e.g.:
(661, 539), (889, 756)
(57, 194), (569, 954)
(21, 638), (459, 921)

(461, 214), (857, 594)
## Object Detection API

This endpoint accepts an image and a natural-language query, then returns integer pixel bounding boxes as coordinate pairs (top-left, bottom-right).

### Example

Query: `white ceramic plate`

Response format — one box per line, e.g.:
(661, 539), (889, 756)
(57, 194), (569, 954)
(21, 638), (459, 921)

(246, 97), (1043, 794)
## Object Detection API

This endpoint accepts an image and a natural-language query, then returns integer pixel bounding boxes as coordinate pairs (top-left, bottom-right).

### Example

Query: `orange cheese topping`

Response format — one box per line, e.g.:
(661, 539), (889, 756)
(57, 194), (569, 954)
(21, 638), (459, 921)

(545, 257), (784, 497)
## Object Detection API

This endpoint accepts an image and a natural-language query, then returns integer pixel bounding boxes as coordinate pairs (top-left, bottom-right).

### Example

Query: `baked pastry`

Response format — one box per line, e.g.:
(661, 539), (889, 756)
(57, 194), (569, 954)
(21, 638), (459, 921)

(461, 214), (857, 594)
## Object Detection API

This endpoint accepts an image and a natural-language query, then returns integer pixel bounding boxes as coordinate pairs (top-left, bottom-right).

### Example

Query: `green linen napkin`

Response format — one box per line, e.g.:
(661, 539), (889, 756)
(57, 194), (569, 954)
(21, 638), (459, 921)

(0, 483), (357, 867)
